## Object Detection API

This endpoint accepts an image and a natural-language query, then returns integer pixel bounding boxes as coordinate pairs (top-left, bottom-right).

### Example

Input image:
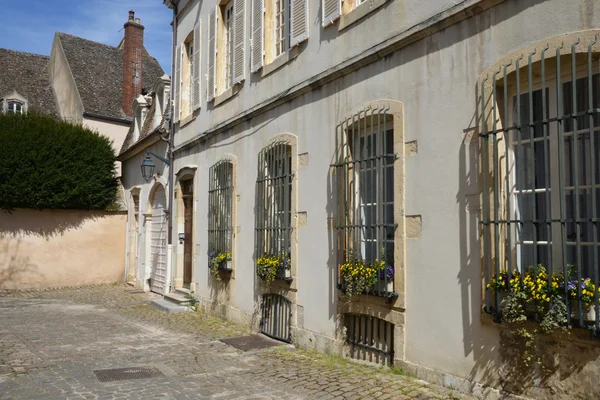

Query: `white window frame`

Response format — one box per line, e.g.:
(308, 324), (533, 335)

(223, 0), (235, 90)
(273, 0), (289, 59)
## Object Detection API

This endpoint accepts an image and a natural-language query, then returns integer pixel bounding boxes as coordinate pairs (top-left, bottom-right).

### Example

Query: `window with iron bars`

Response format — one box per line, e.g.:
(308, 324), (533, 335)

(255, 142), (293, 281)
(481, 38), (600, 330)
(333, 106), (397, 299)
(208, 160), (234, 272)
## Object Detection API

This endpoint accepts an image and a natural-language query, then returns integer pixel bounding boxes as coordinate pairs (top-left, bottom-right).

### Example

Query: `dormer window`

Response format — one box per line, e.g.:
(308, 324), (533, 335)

(132, 95), (149, 142)
(153, 75), (171, 129)
(1, 92), (28, 115)
(7, 101), (24, 114)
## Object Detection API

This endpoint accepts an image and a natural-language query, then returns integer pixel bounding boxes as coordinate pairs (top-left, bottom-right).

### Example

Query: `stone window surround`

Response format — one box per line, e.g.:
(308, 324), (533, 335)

(1, 91), (28, 114)
(334, 99), (406, 311)
(334, 99), (406, 363)
(207, 155), (239, 279)
(338, 0), (390, 31)
(256, 133), (299, 299)
(477, 30), (600, 338)
(174, 165), (198, 289)
(181, 31), (195, 120)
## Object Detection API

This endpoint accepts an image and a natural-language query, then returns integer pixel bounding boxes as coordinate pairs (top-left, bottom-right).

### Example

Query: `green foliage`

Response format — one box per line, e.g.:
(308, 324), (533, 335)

(0, 112), (117, 210)
(501, 292), (568, 367)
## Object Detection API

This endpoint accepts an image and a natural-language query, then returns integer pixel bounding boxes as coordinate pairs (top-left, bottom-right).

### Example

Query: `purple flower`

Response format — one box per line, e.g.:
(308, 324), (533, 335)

(380, 265), (394, 280)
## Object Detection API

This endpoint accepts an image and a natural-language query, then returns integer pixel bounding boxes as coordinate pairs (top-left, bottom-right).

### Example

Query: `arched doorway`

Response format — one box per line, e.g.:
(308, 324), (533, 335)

(150, 185), (168, 294)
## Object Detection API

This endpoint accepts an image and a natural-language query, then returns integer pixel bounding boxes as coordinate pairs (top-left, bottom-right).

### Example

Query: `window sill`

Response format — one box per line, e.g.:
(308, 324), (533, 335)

(481, 309), (600, 345)
(213, 84), (241, 107)
(339, 0), (390, 31)
(179, 113), (196, 128)
(260, 47), (300, 78)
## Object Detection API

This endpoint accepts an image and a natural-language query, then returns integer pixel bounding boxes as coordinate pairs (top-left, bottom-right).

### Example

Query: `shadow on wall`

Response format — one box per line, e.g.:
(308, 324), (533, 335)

(0, 236), (41, 289)
(459, 77), (600, 399)
(0, 209), (110, 239)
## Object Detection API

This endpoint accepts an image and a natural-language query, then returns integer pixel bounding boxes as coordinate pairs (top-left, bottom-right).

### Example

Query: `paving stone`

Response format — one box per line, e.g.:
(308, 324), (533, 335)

(0, 285), (474, 400)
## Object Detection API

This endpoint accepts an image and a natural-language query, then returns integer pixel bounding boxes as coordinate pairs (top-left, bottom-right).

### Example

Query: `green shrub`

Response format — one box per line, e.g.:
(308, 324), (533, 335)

(0, 112), (117, 210)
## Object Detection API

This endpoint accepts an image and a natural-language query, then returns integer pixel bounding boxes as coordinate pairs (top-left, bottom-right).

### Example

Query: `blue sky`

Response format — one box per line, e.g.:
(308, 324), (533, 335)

(0, 0), (173, 73)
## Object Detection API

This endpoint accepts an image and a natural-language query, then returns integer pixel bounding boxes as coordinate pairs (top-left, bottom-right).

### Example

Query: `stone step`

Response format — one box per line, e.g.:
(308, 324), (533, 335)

(151, 298), (190, 313)
(174, 287), (192, 297)
(164, 292), (191, 305)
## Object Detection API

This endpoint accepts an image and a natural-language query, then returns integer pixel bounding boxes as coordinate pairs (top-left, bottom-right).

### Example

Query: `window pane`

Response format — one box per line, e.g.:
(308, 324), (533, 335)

(514, 140), (549, 190)
(563, 74), (600, 133)
(566, 189), (600, 243)
(565, 246), (599, 279)
(515, 192), (550, 242)
(513, 89), (549, 140)
(564, 131), (600, 187)
(517, 243), (550, 272)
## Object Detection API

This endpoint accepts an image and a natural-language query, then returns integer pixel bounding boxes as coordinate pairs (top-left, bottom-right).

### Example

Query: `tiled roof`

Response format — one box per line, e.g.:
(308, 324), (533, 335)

(0, 49), (59, 116)
(57, 32), (165, 120)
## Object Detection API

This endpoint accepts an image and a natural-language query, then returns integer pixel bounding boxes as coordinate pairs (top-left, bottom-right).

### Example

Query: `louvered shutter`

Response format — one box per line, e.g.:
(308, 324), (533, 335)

(207, 7), (217, 101)
(251, 0), (263, 72)
(290, 0), (308, 46)
(232, 0), (246, 83)
(192, 21), (202, 110)
(322, 0), (340, 27)
(173, 43), (182, 122)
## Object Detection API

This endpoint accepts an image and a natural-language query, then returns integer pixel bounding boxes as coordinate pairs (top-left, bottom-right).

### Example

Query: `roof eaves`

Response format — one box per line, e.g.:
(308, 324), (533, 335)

(117, 129), (162, 162)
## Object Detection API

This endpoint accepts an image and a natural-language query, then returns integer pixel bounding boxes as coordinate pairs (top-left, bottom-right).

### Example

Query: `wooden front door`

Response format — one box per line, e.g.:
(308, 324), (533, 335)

(183, 196), (193, 287)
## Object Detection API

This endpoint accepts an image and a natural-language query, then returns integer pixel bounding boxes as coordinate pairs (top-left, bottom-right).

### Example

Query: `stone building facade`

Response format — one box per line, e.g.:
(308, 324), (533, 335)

(119, 0), (600, 397)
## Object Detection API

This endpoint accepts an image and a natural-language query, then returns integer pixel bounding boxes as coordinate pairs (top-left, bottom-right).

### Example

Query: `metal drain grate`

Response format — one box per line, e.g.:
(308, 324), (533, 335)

(93, 366), (163, 382)
(221, 334), (283, 351)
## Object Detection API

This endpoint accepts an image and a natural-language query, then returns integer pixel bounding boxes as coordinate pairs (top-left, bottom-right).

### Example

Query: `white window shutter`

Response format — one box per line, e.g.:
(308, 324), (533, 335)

(192, 20), (202, 110)
(251, 0), (263, 72)
(173, 43), (182, 122)
(232, 0), (246, 83)
(290, 0), (308, 47)
(322, 0), (340, 27)
(207, 7), (217, 101)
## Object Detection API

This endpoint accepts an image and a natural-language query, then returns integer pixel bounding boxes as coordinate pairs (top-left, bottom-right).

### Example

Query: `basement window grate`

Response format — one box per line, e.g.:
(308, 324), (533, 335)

(93, 366), (163, 382)
(345, 314), (394, 366)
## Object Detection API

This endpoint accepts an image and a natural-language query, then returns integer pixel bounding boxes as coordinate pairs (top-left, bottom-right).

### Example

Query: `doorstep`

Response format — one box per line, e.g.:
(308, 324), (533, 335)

(151, 298), (190, 313)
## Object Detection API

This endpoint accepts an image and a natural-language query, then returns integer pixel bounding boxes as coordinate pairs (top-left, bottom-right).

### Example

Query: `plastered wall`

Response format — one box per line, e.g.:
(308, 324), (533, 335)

(0, 209), (126, 290)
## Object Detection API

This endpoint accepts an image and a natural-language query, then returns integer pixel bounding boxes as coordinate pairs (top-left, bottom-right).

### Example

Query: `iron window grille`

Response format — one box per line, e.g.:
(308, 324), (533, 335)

(480, 37), (600, 331)
(208, 160), (234, 272)
(255, 142), (293, 281)
(333, 106), (397, 299)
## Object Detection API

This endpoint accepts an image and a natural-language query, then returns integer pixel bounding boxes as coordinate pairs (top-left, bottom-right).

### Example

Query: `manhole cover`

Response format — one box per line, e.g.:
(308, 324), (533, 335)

(221, 334), (284, 351)
(93, 366), (163, 382)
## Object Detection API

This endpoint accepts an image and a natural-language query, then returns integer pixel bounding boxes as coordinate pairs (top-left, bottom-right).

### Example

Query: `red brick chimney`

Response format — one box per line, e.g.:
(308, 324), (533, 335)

(122, 10), (144, 117)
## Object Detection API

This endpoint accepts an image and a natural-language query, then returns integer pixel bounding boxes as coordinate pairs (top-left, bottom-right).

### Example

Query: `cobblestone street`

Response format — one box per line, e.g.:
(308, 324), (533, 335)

(0, 285), (474, 400)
